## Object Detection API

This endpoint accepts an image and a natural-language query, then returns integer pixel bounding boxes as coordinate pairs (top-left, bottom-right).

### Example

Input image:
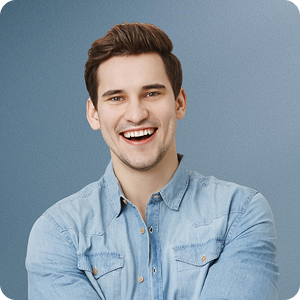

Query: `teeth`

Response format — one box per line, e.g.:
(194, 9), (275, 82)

(123, 128), (155, 138)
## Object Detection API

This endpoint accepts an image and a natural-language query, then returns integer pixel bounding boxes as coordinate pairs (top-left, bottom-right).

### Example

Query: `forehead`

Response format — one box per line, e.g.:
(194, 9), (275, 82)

(96, 53), (172, 92)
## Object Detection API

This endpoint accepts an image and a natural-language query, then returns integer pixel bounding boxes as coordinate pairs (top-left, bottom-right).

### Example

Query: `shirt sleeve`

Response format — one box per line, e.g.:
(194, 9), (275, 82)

(199, 193), (279, 300)
(26, 215), (102, 300)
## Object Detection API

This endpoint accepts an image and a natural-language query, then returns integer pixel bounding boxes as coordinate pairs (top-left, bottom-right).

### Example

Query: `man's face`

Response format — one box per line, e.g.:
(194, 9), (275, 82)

(87, 53), (186, 171)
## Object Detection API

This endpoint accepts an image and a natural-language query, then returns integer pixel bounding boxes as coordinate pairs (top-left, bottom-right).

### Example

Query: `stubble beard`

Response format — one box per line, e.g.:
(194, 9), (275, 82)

(112, 142), (172, 172)
(110, 118), (177, 171)
(113, 119), (174, 171)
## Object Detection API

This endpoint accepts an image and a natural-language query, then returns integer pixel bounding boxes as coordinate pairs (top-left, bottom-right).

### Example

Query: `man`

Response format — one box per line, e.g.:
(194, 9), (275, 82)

(26, 22), (279, 299)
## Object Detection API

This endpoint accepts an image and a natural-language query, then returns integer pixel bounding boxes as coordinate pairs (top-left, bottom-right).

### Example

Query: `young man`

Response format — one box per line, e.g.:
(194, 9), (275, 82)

(26, 23), (279, 299)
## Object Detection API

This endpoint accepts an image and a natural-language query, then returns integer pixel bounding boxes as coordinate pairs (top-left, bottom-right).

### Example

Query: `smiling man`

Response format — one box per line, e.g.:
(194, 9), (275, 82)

(26, 23), (279, 300)
(86, 52), (185, 221)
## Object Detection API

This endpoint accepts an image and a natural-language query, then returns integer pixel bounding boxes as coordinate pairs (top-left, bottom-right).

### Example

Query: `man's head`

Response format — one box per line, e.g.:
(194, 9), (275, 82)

(85, 22), (182, 110)
(85, 23), (186, 172)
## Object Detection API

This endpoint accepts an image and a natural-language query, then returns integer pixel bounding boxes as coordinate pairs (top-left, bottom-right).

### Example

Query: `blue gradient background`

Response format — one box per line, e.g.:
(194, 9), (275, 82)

(1, 0), (299, 299)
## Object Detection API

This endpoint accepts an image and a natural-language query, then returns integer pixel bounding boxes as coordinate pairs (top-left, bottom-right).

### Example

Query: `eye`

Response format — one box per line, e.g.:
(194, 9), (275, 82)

(146, 92), (159, 97)
(109, 96), (123, 102)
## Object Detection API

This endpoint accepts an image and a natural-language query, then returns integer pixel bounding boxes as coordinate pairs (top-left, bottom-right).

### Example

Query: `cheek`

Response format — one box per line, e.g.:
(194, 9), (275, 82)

(98, 110), (115, 130)
(159, 112), (178, 138)
(98, 112), (122, 145)
(156, 101), (177, 120)
(98, 116), (114, 140)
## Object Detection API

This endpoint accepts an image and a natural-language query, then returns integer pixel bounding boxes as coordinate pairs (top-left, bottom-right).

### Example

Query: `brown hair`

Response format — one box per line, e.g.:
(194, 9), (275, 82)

(84, 22), (182, 109)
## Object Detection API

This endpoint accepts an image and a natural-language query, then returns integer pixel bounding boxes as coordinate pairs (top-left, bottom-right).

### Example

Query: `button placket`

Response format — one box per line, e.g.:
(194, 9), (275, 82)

(146, 201), (162, 299)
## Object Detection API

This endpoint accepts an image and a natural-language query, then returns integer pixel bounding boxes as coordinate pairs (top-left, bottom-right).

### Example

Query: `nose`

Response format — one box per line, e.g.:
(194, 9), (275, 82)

(123, 98), (149, 124)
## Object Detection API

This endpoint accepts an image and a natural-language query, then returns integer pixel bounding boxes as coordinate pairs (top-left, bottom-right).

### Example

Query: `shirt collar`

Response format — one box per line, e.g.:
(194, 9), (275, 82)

(102, 161), (124, 217)
(103, 154), (190, 216)
(159, 154), (189, 210)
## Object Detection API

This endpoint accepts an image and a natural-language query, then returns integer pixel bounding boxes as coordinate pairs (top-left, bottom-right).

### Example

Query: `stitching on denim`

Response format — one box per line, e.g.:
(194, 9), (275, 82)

(161, 172), (190, 210)
(176, 253), (220, 266)
(77, 252), (124, 275)
(173, 173), (190, 209)
(188, 173), (208, 186)
(211, 181), (232, 187)
(193, 211), (242, 228)
(60, 227), (104, 237)
(173, 238), (224, 266)
(104, 176), (118, 215)
(44, 211), (115, 238)
(50, 180), (105, 209)
(78, 252), (123, 258)
(173, 237), (224, 250)
(42, 213), (75, 248)
(100, 177), (120, 233)
(225, 190), (258, 244)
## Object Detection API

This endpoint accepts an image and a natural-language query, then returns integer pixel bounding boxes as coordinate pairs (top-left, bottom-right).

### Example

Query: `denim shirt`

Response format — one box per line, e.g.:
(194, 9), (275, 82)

(26, 155), (279, 300)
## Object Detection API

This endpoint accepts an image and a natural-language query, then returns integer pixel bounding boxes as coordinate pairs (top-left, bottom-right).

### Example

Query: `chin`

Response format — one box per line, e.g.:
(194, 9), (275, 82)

(123, 159), (159, 171)
(120, 153), (165, 172)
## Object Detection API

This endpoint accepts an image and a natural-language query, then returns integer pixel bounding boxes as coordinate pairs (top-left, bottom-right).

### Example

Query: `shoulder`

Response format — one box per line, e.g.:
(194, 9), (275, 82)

(30, 176), (118, 246)
(183, 170), (271, 227)
(187, 170), (258, 207)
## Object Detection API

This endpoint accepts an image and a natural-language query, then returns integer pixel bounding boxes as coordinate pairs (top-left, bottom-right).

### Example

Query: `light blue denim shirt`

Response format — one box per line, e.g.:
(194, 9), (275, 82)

(26, 155), (279, 300)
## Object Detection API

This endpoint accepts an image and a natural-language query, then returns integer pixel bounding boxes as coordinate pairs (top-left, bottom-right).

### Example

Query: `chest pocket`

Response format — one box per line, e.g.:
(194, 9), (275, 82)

(173, 238), (224, 300)
(78, 252), (124, 299)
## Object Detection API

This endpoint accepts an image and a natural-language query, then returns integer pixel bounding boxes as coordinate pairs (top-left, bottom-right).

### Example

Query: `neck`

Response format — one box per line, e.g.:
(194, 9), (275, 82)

(111, 142), (179, 220)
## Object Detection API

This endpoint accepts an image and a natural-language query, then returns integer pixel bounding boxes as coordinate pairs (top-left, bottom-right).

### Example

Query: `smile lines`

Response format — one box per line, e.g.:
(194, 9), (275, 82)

(122, 128), (155, 138)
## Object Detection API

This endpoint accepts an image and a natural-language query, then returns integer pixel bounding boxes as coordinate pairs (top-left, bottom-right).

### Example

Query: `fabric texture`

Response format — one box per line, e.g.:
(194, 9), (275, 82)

(26, 155), (279, 299)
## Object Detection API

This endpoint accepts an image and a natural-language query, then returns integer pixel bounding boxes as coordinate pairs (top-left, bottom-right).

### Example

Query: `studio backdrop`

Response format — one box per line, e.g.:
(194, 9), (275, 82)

(1, 0), (299, 299)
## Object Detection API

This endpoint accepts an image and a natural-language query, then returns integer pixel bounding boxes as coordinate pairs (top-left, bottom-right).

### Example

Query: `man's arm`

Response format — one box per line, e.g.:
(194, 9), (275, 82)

(200, 193), (279, 300)
(26, 215), (102, 300)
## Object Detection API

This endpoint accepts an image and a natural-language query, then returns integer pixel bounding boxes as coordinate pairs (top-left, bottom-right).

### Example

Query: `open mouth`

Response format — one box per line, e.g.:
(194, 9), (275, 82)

(121, 128), (157, 141)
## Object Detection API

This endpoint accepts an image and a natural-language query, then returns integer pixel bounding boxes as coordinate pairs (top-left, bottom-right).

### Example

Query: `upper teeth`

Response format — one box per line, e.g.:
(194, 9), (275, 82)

(123, 129), (155, 138)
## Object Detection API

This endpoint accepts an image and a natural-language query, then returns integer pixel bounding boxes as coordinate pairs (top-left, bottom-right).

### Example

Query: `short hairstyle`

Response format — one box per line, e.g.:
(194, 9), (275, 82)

(84, 22), (182, 109)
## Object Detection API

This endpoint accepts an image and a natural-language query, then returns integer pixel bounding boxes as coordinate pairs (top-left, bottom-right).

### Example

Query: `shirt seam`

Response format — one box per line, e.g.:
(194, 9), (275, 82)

(42, 212), (76, 248)
(103, 176), (120, 216)
(224, 189), (258, 245)
(49, 180), (105, 208)
(194, 212), (242, 228)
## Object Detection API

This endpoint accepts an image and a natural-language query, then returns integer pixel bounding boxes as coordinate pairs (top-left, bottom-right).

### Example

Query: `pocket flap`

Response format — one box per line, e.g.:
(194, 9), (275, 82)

(173, 238), (224, 267)
(78, 252), (124, 279)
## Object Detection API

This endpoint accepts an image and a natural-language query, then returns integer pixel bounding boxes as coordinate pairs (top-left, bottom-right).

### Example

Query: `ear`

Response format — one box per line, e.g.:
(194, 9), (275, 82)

(175, 88), (187, 120)
(86, 98), (101, 130)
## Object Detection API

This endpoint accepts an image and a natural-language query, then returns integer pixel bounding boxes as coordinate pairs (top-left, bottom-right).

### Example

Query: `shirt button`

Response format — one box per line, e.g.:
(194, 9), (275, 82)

(123, 199), (128, 204)
(153, 267), (156, 274)
(140, 228), (145, 234)
(149, 226), (153, 233)
(138, 276), (144, 283)
(93, 267), (98, 275)
(201, 255), (206, 262)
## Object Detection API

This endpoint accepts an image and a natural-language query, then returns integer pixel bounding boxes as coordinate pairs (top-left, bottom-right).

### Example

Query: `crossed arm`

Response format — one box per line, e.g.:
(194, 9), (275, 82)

(26, 193), (278, 299)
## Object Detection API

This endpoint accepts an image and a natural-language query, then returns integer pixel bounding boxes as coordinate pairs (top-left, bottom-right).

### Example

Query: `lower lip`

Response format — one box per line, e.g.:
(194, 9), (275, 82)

(120, 130), (157, 145)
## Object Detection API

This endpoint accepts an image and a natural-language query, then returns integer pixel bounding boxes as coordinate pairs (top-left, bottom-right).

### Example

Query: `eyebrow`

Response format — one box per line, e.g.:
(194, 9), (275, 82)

(101, 84), (166, 98)
(141, 84), (166, 90)
(101, 89), (124, 97)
